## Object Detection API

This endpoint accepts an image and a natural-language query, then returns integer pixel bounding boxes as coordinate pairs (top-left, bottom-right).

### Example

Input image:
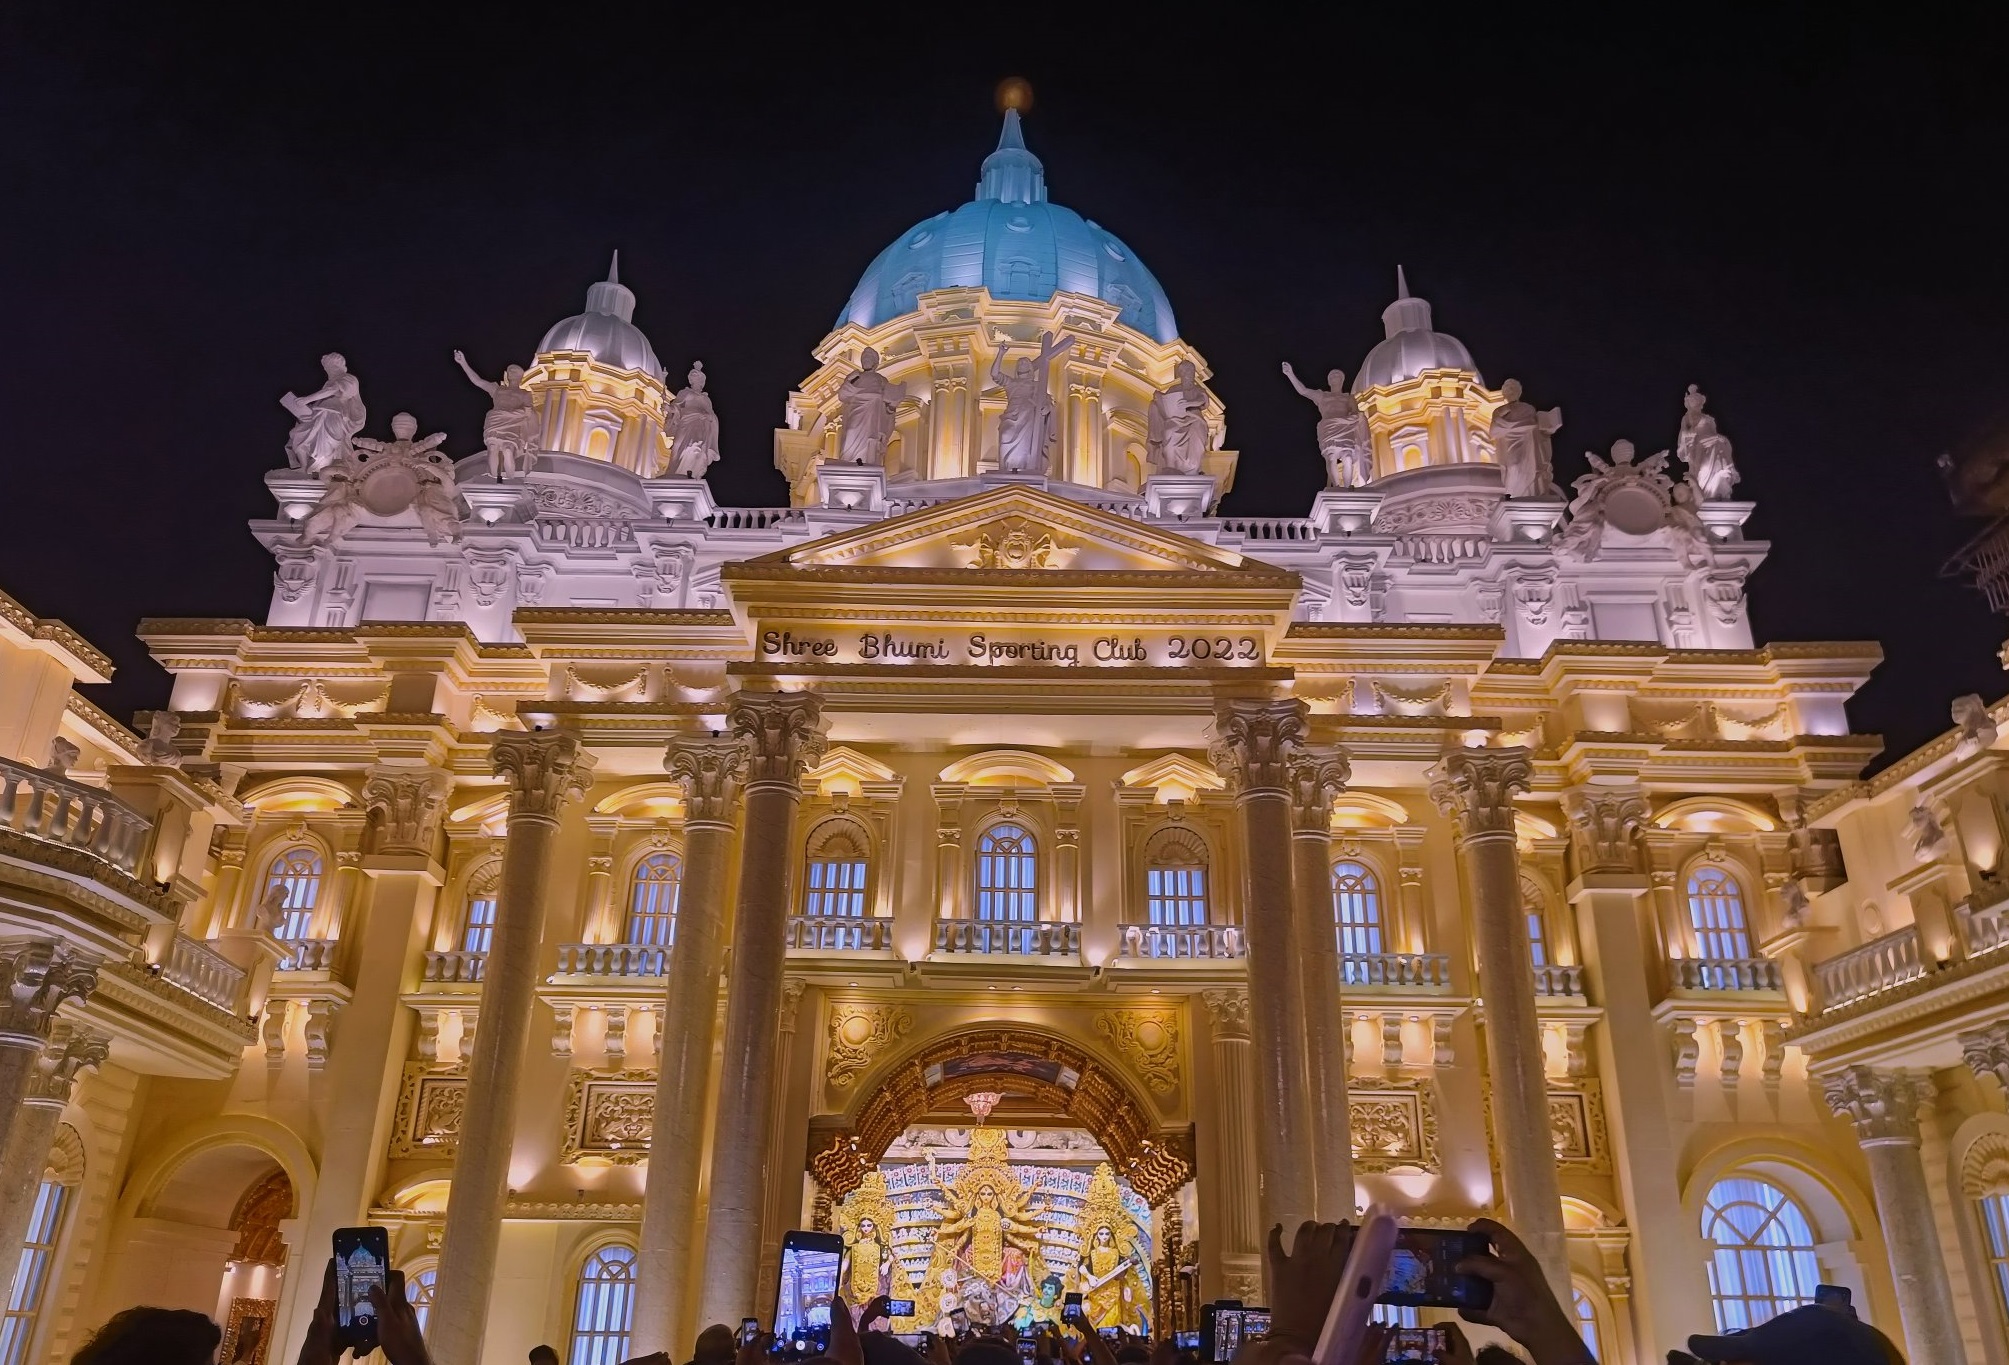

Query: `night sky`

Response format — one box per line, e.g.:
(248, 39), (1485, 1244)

(5, 14), (2007, 768)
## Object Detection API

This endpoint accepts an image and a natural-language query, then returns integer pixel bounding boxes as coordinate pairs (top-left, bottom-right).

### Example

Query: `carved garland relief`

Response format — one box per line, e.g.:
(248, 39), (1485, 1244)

(826, 1003), (915, 1091)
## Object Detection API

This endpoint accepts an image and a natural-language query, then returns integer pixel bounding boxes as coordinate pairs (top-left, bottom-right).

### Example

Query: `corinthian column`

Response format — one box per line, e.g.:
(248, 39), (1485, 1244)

(1821, 1066), (1967, 1365)
(431, 732), (595, 1365)
(0, 939), (98, 1160)
(0, 1021), (107, 1258)
(699, 692), (825, 1324)
(633, 736), (745, 1356)
(1427, 748), (1567, 1296)
(1202, 989), (1262, 1301)
(1209, 698), (1315, 1237)
(1287, 748), (1356, 1219)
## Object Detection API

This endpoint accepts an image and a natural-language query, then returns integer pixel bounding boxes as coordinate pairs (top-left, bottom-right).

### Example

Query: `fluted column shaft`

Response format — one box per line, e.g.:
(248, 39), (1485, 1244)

(633, 739), (745, 1356)
(0, 1023), (106, 1260)
(430, 733), (593, 1365)
(1202, 990), (1262, 1302)
(700, 693), (825, 1325)
(0, 939), (98, 1163)
(754, 980), (810, 1316)
(1822, 1067), (1967, 1365)
(1429, 749), (1568, 1297)
(1289, 751), (1356, 1219)
(1211, 699), (1315, 1241)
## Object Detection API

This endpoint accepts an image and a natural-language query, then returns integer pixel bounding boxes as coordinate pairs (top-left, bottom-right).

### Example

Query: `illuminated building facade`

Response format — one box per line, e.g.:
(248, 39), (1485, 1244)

(2, 112), (2006, 1365)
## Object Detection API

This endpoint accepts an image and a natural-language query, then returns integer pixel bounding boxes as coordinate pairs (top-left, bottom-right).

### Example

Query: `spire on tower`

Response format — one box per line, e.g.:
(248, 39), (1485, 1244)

(976, 107), (1047, 205)
(583, 250), (638, 324)
(996, 107), (1026, 151)
(1396, 264), (1410, 300)
(1381, 264), (1434, 338)
(607, 250), (621, 286)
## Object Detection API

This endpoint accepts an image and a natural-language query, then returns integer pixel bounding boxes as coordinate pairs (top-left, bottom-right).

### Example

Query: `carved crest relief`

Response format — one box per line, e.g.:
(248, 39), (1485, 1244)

(954, 518), (1075, 570)
(1094, 1009), (1182, 1100)
(390, 1063), (469, 1157)
(562, 1070), (658, 1165)
(825, 1003), (915, 1091)
(1347, 1080), (1439, 1173)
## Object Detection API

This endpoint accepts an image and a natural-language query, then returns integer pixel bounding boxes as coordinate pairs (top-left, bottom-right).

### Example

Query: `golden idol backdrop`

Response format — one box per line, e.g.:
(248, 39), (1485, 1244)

(835, 1128), (1154, 1334)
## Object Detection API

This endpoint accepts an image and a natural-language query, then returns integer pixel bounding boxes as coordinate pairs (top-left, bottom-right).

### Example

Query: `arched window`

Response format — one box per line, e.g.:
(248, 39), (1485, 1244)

(460, 863), (501, 955)
(803, 822), (870, 918)
(1688, 866), (1753, 959)
(1570, 1287), (1602, 1358)
(263, 845), (325, 941)
(0, 1179), (70, 1363)
(404, 1264), (438, 1336)
(625, 852), (683, 947)
(1980, 1192), (2009, 1331)
(975, 823), (1039, 922)
(1332, 860), (1385, 966)
(1144, 828), (1210, 926)
(568, 1243), (638, 1365)
(1522, 876), (1550, 967)
(1702, 1176), (1821, 1331)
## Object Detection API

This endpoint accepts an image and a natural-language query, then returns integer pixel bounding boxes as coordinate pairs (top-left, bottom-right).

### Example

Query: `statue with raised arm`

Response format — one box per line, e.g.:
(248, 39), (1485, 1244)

(1146, 359), (1210, 475)
(1489, 378), (1564, 498)
(1675, 384), (1739, 501)
(1281, 363), (1371, 488)
(667, 362), (720, 478)
(837, 346), (907, 467)
(454, 350), (539, 480)
(992, 332), (1073, 474)
(281, 352), (366, 473)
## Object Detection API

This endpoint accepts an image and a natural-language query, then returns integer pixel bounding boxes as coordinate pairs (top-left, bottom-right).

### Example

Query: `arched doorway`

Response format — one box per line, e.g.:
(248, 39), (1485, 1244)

(808, 1026), (1196, 1337)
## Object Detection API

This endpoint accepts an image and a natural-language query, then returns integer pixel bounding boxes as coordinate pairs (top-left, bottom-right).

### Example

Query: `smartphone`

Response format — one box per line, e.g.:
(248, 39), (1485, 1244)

(1383, 1327), (1445, 1362)
(1019, 1340), (1039, 1364)
(950, 1308), (969, 1334)
(774, 1230), (843, 1349)
(1175, 1331), (1201, 1351)
(331, 1226), (390, 1353)
(1314, 1205), (1397, 1365)
(1212, 1308), (1246, 1362)
(1814, 1283), (1852, 1307)
(1240, 1311), (1271, 1343)
(1098, 1327), (1121, 1340)
(741, 1318), (760, 1347)
(1376, 1227), (1493, 1310)
(886, 1299), (915, 1318)
(1200, 1300), (1242, 1364)
(1062, 1292), (1084, 1325)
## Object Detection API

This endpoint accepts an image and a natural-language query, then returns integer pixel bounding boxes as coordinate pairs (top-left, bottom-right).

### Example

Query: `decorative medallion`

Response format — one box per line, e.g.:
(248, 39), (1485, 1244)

(1094, 1009), (1182, 1098)
(954, 518), (1075, 570)
(826, 1002), (915, 1091)
(1347, 1080), (1440, 1173)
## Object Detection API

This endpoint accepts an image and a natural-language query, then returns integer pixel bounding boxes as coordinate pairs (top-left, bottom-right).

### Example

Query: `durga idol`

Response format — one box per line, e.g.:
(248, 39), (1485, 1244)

(923, 1144), (1045, 1326)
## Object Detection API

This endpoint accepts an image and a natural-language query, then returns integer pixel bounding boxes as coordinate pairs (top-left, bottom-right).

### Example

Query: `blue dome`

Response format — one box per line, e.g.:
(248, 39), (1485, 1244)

(837, 111), (1179, 345)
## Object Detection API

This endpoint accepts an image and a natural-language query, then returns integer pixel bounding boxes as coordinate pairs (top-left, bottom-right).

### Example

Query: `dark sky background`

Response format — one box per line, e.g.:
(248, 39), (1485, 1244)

(5, 12), (2007, 768)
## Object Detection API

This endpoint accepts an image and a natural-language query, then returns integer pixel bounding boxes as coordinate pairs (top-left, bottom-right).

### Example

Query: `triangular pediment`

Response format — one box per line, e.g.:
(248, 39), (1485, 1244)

(745, 486), (1285, 578)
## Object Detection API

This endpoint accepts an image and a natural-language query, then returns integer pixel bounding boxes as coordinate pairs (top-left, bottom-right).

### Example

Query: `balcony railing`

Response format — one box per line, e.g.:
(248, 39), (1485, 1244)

(1670, 957), (1784, 993)
(1340, 952), (1452, 989)
(278, 937), (338, 972)
(160, 932), (246, 1012)
(933, 920), (1081, 957)
(0, 755), (152, 876)
(421, 950), (488, 984)
(1811, 925), (1925, 1012)
(1961, 901), (2009, 959)
(786, 916), (894, 952)
(554, 942), (667, 977)
(1530, 963), (1586, 997)
(1114, 924), (1247, 960)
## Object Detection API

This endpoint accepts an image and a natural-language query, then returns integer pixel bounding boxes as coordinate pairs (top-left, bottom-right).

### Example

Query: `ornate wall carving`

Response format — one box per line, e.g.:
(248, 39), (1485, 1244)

(1093, 1009), (1182, 1099)
(561, 1070), (658, 1164)
(1347, 1080), (1439, 1173)
(825, 1003), (914, 1091)
(1546, 1081), (1611, 1173)
(390, 1064), (468, 1157)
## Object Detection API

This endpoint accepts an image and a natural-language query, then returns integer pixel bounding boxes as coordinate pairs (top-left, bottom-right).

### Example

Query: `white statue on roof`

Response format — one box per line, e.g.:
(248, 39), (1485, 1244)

(1953, 693), (1998, 758)
(281, 352), (366, 473)
(1676, 384), (1740, 502)
(837, 347), (907, 467)
(668, 362), (721, 478)
(1147, 360), (1210, 475)
(1489, 379), (1563, 498)
(454, 350), (540, 480)
(1281, 363), (1371, 488)
(992, 332), (1073, 474)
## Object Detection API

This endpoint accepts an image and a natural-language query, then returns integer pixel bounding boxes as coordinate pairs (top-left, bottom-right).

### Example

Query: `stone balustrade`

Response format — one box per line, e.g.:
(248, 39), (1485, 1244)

(1961, 901), (2009, 959)
(1530, 963), (1586, 997)
(1340, 952), (1453, 990)
(1811, 925), (1925, 1012)
(932, 919), (1081, 957)
(278, 937), (338, 972)
(1669, 957), (1784, 993)
(0, 754), (152, 876)
(553, 942), (668, 977)
(1113, 923), (1247, 960)
(421, 949), (489, 984)
(784, 916), (894, 952)
(160, 932), (247, 1012)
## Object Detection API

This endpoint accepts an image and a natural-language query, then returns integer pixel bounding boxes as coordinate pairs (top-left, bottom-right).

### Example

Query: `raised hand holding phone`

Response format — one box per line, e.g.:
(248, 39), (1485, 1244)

(1312, 1206), (1397, 1365)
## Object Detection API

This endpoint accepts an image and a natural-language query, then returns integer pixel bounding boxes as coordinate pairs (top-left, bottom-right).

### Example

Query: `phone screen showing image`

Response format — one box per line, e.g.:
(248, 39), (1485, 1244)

(1062, 1293), (1083, 1324)
(1377, 1228), (1492, 1310)
(1211, 1309), (1244, 1361)
(331, 1226), (390, 1349)
(774, 1231), (843, 1351)
(886, 1299), (915, 1318)
(1382, 1328), (1445, 1362)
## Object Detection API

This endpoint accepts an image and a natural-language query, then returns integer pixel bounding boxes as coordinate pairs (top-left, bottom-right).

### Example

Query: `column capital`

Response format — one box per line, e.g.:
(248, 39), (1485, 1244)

(24, 1020), (110, 1109)
(1960, 1020), (2009, 1093)
(665, 737), (747, 827)
(1427, 747), (1533, 841)
(1821, 1064), (1927, 1147)
(729, 691), (826, 790)
(1209, 697), (1309, 796)
(360, 763), (454, 858)
(1202, 987), (1253, 1042)
(1563, 784), (1646, 874)
(0, 940), (99, 1046)
(1287, 747), (1353, 835)
(490, 730), (597, 821)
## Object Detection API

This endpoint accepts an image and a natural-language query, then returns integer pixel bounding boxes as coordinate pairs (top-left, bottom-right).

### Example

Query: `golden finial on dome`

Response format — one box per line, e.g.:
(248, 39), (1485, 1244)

(995, 77), (1033, 113)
